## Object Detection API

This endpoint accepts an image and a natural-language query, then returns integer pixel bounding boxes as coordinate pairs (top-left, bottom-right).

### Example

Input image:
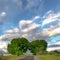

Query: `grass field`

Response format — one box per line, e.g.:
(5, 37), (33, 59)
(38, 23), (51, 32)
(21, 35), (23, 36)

(0, 55), (24, 60)
(37, 54), (60, 60)
(0, 54), (60, 60)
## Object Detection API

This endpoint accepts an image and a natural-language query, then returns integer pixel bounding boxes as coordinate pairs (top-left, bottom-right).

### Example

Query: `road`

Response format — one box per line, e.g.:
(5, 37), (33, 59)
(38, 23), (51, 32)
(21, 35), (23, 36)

(19, 56), (39, 60)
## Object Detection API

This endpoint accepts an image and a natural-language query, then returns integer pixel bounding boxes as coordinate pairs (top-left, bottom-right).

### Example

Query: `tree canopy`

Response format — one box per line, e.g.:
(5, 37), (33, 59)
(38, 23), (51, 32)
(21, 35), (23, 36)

(29, 40), (47, 55)
(7, 38), (29, 56)
(7, 38), (47, 55)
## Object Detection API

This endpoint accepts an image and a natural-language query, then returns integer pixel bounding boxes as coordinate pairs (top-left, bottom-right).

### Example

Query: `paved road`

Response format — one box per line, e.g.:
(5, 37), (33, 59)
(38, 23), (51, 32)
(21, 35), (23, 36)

(34, 56), (39, 60)
(0, 58), (6, 60)
(19, 56), (39, 60)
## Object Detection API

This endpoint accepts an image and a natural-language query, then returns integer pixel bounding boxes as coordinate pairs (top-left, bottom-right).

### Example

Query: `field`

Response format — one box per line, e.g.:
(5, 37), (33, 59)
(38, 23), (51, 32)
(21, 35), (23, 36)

(0, 54), (60, 60)
(37, 54), (60, 60)
(0, 55), (24, 60)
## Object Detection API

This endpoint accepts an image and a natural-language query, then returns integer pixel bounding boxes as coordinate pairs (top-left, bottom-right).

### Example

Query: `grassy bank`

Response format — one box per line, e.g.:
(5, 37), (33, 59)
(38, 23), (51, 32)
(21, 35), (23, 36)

(37, 54), (60, 60)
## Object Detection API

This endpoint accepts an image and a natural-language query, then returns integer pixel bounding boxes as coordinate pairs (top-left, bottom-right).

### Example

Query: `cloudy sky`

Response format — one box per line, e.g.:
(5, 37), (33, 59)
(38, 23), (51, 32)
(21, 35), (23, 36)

(0, 0), (60, 45)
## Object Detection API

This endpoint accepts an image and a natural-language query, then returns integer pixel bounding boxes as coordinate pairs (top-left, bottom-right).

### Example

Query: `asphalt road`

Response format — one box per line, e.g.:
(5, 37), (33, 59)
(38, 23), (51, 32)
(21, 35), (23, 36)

(19, 56), (39, 60)
(0, 58), (6, 60)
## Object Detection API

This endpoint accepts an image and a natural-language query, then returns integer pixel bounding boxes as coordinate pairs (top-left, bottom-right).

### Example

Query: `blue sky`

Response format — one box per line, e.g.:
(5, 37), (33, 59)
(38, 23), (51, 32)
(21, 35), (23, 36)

(0, 0), (60, 45)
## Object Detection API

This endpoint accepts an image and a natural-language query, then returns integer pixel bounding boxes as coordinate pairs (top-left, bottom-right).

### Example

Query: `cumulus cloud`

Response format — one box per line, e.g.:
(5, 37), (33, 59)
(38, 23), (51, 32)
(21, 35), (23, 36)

(19, 16), (40, 29)
(0, 10), (60, 42)
(0, 41), (7, 53)
(0, 16), (40, 41)
(19, 16), (40, 25)
(49, 27), (60, 36)
(0, 33), (21, 41)
(4, 28), (19, 34)
(0, 28), (20, 40)
(22, 23), (40, 33)
(19, 20), (32, 27)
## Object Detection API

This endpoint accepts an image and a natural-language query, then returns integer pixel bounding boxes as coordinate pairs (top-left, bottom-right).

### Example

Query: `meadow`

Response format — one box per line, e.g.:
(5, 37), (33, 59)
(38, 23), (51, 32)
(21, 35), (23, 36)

(0, 55), (24, 60)
(0, 54), (60, 60)
(37, 54), (60, 60)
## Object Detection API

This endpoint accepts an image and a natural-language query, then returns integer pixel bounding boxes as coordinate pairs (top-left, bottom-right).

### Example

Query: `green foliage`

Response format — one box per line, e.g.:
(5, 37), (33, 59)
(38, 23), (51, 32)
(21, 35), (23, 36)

(7, 37), (47, 55)
(29, 40), (47, 55)
(7, 38), (29, 56)
(48, 50), (60, 55)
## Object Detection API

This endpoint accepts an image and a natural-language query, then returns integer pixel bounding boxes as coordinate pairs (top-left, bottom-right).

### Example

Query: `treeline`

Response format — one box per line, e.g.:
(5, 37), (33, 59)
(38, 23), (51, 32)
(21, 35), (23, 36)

(7, 38), (47, 56)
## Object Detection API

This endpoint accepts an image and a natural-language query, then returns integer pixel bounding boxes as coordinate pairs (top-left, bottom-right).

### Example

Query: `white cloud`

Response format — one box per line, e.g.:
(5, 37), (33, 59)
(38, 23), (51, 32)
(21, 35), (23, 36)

(19, 16), (41, 41)
(19, 20), (32, 27)
(0, 14), (60, 41)
(0, 16), (40, 41)
(42, 11), (60, 26)
(58, 22), (60, 26)
(33, 16), (40, 20)
(4, 28), (19, 34)
(19, 16), (40, 30)
(19, 16), (40, 26)
(0, 28), (20, 40)
(0, 12), (6, 17)
(49, 27), (60, 36)
(0, 41), (7, 53)
(43, 10), (53, 18)
(47, 46), (60, 52)
(0, 33), (21, 40)
(40, 27), (60, 37)
(22, 23), (40, 33)
(53, 40), (60, 45)
(0, 11), (60, 41)
(0, 41), (7, 48)
(0, 14), (60, 53)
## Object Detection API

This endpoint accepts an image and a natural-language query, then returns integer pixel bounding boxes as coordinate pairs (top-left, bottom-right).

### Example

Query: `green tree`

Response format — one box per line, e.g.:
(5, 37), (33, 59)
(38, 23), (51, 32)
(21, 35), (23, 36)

(7, 38), (29, 56)
(29, 40), (47, 55)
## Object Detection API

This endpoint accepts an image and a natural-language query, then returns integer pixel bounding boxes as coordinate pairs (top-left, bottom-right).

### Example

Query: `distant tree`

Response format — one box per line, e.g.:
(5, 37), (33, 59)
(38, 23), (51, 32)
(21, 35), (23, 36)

(7, 38), (29, 56)
(49, 50), (60, 55)
(29, 40), (47, 55)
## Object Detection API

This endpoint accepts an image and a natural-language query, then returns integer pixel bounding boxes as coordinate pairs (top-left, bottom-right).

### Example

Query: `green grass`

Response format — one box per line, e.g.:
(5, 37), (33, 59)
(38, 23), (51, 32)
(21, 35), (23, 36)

(0, 54), (60, 60)
(0, 55), (24, 60)
(37, 54), (60, 60)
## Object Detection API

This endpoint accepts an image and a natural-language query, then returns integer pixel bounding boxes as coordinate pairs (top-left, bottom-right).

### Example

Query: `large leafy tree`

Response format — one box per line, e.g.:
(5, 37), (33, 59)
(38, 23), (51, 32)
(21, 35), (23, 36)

(29, 40), (47, 55)
(7, 38), (29, 56)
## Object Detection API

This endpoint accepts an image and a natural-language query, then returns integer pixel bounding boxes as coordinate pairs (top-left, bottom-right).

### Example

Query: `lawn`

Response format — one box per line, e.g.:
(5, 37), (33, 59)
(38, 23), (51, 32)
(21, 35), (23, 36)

(37, 54), (60, 60)
(0, 55), (24, 60)
(0, 54), (60, 60)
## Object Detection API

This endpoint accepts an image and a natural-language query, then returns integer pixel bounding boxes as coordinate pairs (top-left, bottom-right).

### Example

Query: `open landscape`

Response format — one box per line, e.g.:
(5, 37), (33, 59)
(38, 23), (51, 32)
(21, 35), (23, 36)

(0, 0), (60, 60)
(0, 54), (60, 60)
(38, 54), (60, 60)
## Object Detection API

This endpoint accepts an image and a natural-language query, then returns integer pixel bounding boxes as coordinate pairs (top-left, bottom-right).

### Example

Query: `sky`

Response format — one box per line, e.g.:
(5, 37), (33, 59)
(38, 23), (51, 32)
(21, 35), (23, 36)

(0, 0), (60, 46)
